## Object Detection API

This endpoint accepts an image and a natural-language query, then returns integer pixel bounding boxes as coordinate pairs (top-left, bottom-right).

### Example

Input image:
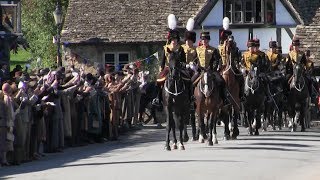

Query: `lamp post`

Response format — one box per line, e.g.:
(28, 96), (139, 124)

(53, 0), (62, 67)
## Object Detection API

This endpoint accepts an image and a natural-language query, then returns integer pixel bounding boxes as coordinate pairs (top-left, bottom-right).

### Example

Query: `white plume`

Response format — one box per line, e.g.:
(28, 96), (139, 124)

(168, 14), (177, 30)
(223, 17), (230, 30)
(186, 18), (195, 31)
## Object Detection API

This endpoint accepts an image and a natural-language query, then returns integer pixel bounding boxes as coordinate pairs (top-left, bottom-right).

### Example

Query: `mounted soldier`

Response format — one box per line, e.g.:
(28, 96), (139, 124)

(192, 30), (229, 105)
(181, 18), (197, 141)
(266, 41), (282, 71)
(285, 38), (312, 96)
(218, 17), (245, 101)
(153, 14), (189, 107)
(181, 18), (197, 101)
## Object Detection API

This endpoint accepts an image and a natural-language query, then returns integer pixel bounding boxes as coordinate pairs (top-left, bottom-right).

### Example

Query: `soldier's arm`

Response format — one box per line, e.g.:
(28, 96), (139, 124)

(211, 49), (220, 71)
(301, 53), (307, 66)
(274, 54), (281, 67)
(161, 49), (166, 70)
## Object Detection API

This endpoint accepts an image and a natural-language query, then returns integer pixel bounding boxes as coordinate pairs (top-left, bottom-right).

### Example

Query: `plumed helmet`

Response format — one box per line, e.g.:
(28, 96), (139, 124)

(184, 18), (196, 43)
(167, 14), (180, 43)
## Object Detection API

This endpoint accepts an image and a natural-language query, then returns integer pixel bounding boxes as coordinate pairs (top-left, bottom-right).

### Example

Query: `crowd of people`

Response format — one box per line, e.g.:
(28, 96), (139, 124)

(0, 61), (159, 167)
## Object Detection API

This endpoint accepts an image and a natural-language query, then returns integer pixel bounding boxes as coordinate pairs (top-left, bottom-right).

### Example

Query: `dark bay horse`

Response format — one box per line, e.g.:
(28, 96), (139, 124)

(262, 64), (286, 131)
(163, 48), (190, 151)
(194, 70), (222, 145)
(288, 63), (309, 132)
(244, 66), (266, 135)
(220, 41), (242, 139)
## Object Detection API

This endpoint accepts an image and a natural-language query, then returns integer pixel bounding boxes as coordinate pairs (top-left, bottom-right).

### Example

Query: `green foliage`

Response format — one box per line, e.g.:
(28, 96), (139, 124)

(21, 0), (69, 68)
(10, 50), (32, 71)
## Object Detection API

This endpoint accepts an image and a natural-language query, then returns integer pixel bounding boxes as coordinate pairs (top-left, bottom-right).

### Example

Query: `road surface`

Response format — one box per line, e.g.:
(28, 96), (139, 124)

(1, 126), (320, 180)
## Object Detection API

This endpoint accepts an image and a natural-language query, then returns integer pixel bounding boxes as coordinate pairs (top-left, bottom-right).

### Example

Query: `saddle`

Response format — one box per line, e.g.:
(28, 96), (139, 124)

(157, 67), (169, 83)
(157, 66), (191, 83)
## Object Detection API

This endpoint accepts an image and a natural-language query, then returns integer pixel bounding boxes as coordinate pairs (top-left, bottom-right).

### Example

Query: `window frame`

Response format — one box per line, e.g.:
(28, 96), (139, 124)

(104, 51), (130, 66)
(223, 0), (275, 26)
(1, 2), (22, 34)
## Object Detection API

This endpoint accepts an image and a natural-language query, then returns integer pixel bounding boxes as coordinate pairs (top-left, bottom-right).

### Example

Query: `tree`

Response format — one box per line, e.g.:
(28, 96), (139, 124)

(21, 0), (68, 68)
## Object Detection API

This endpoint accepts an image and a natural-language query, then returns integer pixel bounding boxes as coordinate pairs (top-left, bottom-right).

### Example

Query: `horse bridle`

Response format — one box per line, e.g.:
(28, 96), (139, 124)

(245, 67), (260, 94)
(199, 72), (214, 97)
(165, 65), (185, 96)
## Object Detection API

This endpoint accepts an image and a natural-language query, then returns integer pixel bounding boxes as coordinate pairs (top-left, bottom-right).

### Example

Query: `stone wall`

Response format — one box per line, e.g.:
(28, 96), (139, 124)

(296, 5), (320, 66)
(63, 42), (164, 74)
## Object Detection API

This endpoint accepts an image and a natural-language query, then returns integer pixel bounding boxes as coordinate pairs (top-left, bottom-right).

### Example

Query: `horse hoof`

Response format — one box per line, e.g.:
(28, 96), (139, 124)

(192, 137), (198, 141)
(165, 146), (171, 151)
(254, 131), (259, 136)
(231, 135), (238, 140)
(183, 136), (189, 142)
(301, 128), (306, 132)
(223, 135), (230, 141)
(199, 135), (205, 143)
(179, 145), (185, 150)
(173, 144), (178, 150)
(208, 141), (213, 146)
(214, 140), (218, 144)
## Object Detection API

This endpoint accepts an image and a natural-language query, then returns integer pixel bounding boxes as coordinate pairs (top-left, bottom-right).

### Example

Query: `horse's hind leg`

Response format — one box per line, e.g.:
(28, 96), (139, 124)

(254, 108), (262, 136)
(247, 110), (254, 135)
(222, 111), (230, 140)
(232, 112), (240, 139)
(172, 112), (178, 149)
(178, 114), (185, 150)
(190, 104), (197, 141)
(197, 112), (206, 143)
(212, 113), (218, 144)
(164, 107), (171, 151)
(207, 113), (213, 146)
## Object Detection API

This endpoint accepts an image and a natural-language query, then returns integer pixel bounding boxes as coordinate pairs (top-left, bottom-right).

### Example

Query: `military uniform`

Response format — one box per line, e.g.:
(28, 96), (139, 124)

(154, 28), (186, 107)
(194, 31), (229, 104)
(196, 45), (220, 70)
(285, 39), (312, 96)
(242, 50), (262, 71)
(266, 42), (281, 71)
(218, 36), (244, 100)
(181, 44), (197, 63)
(286, 49), (307, 76)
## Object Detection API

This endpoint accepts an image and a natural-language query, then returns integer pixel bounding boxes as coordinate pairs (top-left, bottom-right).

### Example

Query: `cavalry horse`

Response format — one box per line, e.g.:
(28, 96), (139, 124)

(194, 69), (222, 145)
(287, 63), (309, 132)
(163, 48), (191, 151)
(244, 65), (266, 135)
(262, 62), (286, 131)
(220, 41), (241, 140)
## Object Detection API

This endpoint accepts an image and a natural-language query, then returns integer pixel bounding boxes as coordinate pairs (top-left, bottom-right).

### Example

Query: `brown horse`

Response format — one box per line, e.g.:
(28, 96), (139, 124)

(194, 70), (222, 145)
(220, 42), (242, 139)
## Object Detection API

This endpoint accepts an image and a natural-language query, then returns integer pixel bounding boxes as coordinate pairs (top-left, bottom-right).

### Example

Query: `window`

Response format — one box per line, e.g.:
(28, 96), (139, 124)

(1, 2), (21, 33)
(104, 52), (130, 66)
(224, 0), (275, 25)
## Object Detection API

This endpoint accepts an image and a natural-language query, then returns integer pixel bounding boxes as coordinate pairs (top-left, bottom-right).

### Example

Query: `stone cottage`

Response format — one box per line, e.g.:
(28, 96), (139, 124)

(61, 0), (320, 68)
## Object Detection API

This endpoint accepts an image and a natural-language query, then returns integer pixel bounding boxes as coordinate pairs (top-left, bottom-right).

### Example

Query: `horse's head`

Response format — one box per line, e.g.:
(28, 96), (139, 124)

(167, 47), (182, 81)
(164, 47), (186, 97)
(200, 70), (215, 98)
(292, 63), (304, 86)
(248, 65), (260, 89)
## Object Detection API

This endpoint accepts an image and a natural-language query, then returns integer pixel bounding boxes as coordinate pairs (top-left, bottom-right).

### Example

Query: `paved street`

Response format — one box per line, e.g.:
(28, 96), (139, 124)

(1, 126), (320, 180)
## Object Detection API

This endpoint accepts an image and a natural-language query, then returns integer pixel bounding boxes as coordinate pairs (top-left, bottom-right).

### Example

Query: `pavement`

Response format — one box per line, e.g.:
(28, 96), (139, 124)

(0, 125), (320, 180)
